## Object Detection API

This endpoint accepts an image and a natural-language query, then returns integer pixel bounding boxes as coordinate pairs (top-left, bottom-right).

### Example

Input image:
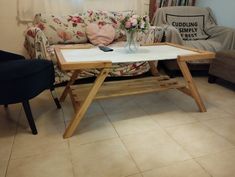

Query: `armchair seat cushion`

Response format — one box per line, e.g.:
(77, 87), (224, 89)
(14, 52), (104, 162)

(0, 59), (53, 81)
(0, 59), (54, 104)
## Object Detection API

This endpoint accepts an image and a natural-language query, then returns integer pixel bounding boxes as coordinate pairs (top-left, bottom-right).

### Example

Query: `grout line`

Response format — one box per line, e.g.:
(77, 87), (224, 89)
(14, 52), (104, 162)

(4, 104), (23, 177)
(160, 128), (215, 177)
(98, 100), (143, 175)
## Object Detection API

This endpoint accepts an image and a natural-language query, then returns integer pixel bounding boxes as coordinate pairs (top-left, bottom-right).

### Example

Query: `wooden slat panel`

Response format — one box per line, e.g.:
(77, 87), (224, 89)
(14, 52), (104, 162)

(71, 77), (185, 101)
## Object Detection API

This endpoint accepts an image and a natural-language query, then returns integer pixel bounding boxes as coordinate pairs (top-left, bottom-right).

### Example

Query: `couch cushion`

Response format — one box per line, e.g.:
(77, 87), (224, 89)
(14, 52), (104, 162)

(34, 13), (88, 44)
(86, 23), (115, 46)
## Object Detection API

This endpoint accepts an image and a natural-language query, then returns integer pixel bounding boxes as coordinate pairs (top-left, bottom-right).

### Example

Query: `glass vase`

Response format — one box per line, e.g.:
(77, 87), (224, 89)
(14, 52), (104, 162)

(125, 31), (139, 53)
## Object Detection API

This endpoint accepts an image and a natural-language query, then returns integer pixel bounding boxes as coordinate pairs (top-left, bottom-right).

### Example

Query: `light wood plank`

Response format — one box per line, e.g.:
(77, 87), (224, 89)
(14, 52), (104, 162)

(148, 61), (159, 76)
(63, 68), (110, 138)
(72, 77), (184, 101)
(60, 71), (80, 102)
(177, 57), (206, 112)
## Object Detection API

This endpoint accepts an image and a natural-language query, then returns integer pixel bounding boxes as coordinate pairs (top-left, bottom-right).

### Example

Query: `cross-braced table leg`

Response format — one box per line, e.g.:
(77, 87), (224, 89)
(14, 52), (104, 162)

(63, 68), (109, 138)
(60, 70), (79, 102)
(177, 59), (206, 112)
(148, 61), (160, 76)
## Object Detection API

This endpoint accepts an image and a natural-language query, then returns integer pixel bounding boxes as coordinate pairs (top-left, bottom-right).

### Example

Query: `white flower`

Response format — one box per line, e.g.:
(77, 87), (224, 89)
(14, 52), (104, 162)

(130, 18), (138, 26)
(140, 21), (145, 29)
(132, 15), (139, 19)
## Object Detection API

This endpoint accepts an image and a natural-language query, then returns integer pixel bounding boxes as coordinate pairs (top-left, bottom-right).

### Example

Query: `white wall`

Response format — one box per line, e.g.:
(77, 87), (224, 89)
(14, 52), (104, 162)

(0, 0), (28, 55)
(196, 0), (235, 29)
(0, 0), (149, 56)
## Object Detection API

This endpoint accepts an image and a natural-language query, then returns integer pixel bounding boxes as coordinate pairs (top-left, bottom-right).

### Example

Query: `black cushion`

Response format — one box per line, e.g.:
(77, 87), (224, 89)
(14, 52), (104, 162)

(0, 50), (25, 62)
(0, 59), (55, 104)
(0, 59), (53, 81)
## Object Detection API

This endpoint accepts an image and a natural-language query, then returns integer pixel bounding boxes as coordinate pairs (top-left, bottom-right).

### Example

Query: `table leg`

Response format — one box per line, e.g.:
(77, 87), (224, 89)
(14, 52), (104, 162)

(60, 70), (79, 102)
(148, 61), (159, 76)
(177, 59), (206, 112)
(63, 68), (109, 138)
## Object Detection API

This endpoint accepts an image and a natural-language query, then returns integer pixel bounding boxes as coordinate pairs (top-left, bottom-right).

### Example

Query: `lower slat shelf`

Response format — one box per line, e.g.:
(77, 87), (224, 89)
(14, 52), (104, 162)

(71, 76), (185, 102)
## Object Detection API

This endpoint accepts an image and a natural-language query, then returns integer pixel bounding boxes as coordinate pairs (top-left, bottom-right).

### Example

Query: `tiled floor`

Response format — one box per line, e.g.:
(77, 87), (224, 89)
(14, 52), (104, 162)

(0, 77), (235, 177)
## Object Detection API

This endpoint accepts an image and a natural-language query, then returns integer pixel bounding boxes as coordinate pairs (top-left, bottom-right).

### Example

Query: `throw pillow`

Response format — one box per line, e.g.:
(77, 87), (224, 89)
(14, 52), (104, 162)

(86, 23), (115, 46)
(166, 14), (210, 40)
(34, 13), (88, 44)
(83, 10), (133, 40)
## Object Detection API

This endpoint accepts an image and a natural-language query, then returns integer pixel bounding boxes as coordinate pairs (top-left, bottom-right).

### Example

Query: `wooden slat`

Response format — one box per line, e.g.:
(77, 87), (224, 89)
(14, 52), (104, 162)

(63, 68), (110, 138)
(71, 77), (184, 101)
(177, 58), (206, 112)
(148, 61), (160, 76)
(60, 70), (80, 102)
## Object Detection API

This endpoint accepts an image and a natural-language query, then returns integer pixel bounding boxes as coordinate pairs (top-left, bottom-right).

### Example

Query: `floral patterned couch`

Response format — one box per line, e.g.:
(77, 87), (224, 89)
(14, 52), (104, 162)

(24, 10), (164, 84)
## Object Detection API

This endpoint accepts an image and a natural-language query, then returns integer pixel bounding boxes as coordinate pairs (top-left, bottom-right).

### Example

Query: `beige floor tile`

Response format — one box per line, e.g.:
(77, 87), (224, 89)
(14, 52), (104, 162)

(189, 106), (232, 121)
(166, 123), (234, 157)
(68, 113), (118, 145)
(18, 106), (65, 131)
(132, 92), (167, 107)
(0, 104), (21, 161)
(196, 148), (235, 177)
(62, 99), (104, 122)
(107, 108), (147, 122)
(136, 94), (180, 115)
(112, 116), (160, 137)
(0, 160), (7, 177)
(22, 91), (65, 125)
(127, 174), (143, 177)
(142, 160), (210, 177)
(71, 138), (139, 177)
(150, 110), (198, 128)
(121, 130), (191, 171)
(163, 90), (200, 112)
(107, 108), (159, 136)
(99, 96), (139, 114)
(11, 122), (67, 159)
(6, 148), (73, 177)
(201, 117), (235, 145)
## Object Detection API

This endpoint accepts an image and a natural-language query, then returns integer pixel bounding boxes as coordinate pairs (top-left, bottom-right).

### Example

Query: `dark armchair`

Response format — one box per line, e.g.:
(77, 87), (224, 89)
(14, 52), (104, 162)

(0, 50), (61, 135)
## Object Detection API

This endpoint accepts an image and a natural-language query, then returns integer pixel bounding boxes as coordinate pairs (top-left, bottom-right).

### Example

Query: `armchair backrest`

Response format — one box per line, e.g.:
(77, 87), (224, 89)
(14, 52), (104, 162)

(152, 6), (217, 41)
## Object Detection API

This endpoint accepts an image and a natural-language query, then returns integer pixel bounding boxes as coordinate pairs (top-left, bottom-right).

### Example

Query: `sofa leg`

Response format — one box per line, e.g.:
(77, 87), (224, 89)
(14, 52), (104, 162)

(50, 88), (61, 109)
(208, 75), (217, 83)
(22, 101), (38, 135)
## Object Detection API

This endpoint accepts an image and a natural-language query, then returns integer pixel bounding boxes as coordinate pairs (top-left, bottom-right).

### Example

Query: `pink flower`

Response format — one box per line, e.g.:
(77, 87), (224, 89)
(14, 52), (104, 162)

(132, 15), (139, 19)
(130, 18), (137, 26)
(76, 31), (85, 37)
(36, 23), (45, 30)
(125, 21), (132, 29)
(27, 30), (36, 38)
(68, 16), (84, 24)
(53, 18), (61, 24)
(57, 29), (72, 41)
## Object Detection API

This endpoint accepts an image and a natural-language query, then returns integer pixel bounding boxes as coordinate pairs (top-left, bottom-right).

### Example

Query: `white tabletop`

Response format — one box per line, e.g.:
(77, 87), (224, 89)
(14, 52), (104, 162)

(61, 45), (198, 63)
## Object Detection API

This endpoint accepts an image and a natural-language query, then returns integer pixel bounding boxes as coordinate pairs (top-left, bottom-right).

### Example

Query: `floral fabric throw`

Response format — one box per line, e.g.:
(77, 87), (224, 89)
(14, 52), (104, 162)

(24, 10), (164, 84)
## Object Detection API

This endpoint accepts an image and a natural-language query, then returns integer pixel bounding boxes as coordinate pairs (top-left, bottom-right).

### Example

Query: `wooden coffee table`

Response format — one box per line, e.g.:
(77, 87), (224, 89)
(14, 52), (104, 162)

(55, 42), (215, 138)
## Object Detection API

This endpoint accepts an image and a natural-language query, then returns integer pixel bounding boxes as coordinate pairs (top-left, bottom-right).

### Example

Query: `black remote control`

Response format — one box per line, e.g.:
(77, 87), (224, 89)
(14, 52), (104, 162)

(98, 46), (113, 52)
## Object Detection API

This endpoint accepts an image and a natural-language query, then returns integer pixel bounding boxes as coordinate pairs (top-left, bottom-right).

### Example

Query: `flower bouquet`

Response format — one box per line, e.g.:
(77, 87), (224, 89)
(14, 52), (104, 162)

(120, 14), (150, 52)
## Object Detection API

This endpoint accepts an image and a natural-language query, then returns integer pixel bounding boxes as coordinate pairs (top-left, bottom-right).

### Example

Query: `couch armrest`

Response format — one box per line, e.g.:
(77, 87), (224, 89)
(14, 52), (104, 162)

(24, 27), (50, 59)
(206, 26), (235, 50)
